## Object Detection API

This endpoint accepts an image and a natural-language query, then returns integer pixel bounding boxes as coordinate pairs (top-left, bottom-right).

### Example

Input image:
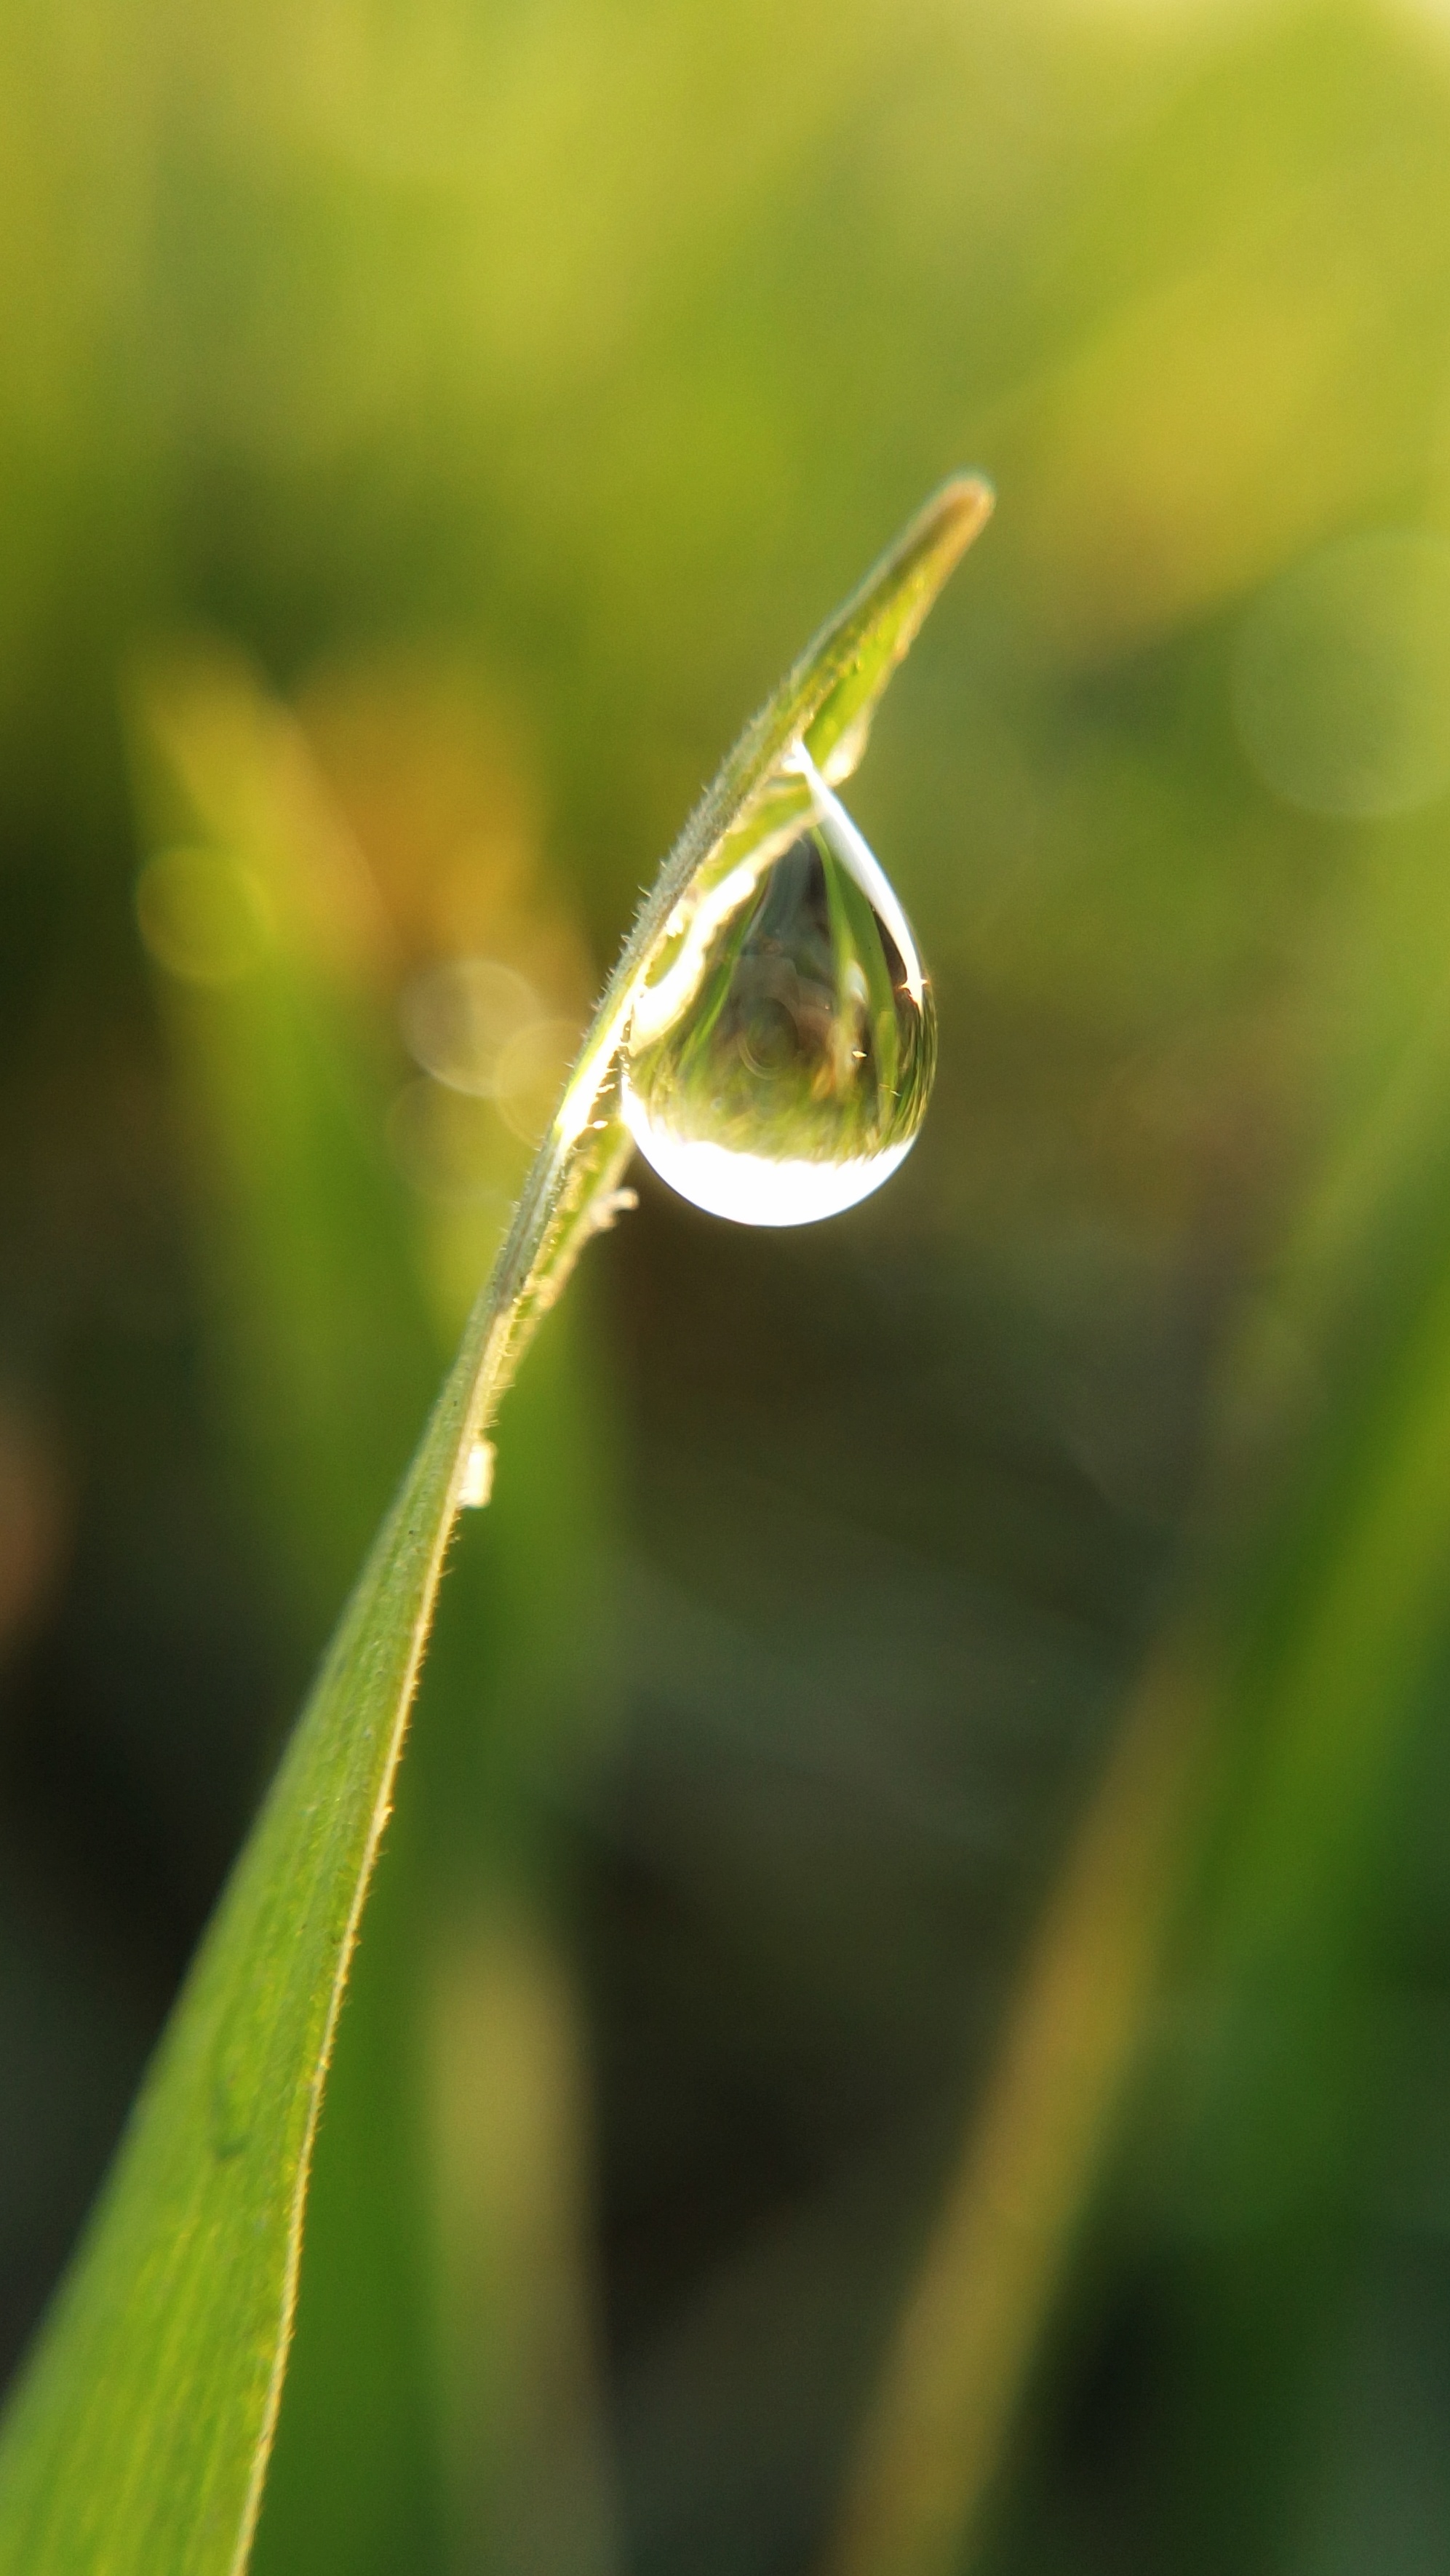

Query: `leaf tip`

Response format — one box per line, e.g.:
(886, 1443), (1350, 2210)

(922, 470), (996, 562)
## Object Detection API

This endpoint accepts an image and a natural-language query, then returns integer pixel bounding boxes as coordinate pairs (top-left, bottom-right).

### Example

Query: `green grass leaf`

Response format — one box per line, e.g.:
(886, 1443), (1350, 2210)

(0, 474), (991, 2576)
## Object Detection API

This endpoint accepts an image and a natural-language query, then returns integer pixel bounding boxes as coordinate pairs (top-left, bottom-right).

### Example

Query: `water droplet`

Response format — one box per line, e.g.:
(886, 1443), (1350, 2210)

(621, 744), (936, 1225)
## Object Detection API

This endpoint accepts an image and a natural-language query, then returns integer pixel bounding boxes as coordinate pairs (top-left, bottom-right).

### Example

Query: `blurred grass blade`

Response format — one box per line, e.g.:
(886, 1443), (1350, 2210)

(820, 835), (1450, 2576)
(0, 477), (992, 2576)
(822, 1654), (1212, 2576)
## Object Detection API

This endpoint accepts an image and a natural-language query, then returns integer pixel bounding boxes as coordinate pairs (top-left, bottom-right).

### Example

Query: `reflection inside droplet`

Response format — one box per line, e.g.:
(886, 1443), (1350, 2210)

(621, 744), (935, 1226)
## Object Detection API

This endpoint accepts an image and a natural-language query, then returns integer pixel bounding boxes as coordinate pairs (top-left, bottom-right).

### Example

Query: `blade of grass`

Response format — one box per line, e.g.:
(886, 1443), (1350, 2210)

(0, 475), (992, 2576)
(135, 649), (464, 2576)
(140, 645), (624, 2576)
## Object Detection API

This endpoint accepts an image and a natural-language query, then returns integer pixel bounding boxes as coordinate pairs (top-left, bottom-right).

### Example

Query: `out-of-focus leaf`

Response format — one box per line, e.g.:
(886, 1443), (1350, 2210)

(824, 785), (1450, 2576)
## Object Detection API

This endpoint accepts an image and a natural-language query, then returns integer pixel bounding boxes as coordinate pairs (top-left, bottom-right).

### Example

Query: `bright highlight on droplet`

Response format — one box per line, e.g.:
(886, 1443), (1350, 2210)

(624, 1130), (918, 1228)
(621, 743), (936, 1227)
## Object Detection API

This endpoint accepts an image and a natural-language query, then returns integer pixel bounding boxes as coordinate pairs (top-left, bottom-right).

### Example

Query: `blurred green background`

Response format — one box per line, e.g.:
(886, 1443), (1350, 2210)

(4, 0), (1450, 2569)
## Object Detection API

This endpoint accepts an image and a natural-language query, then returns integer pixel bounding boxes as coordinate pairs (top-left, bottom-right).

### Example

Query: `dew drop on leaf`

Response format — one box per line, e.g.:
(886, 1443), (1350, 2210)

(621, 743), (936, 1225)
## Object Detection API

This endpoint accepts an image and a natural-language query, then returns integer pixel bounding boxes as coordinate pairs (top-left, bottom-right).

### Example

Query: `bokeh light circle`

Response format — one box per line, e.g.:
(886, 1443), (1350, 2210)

(493, 1017), (581, 1145)
(398, 956), (540, 1095)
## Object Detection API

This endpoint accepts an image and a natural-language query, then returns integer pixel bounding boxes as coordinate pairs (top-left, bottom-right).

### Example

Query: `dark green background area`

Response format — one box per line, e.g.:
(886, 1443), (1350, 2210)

(4, 2), (1450, 2570)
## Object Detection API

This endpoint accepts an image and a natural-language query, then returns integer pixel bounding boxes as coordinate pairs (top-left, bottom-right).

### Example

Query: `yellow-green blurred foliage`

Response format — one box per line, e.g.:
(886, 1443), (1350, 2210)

(4, 1), (1450, 2572)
